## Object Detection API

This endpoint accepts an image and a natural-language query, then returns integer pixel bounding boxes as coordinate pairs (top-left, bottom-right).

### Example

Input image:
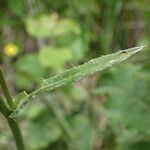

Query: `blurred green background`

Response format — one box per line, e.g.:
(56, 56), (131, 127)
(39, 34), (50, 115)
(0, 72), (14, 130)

(0, 0), (150, 149)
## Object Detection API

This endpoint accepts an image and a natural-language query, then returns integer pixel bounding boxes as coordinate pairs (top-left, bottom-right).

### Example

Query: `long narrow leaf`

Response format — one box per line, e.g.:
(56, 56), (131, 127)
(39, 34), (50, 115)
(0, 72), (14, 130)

(9, 46), (145, 118)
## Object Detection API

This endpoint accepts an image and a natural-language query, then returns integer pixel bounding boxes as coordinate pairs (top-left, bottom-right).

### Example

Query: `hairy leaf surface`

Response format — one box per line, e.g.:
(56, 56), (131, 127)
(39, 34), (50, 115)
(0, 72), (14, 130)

(9, 46), (145, 118)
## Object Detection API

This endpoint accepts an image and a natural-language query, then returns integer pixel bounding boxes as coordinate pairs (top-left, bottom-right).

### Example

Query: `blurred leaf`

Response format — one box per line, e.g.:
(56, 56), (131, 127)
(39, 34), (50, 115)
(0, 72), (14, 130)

(69, 37), (85, 60)
(56, 34), (86, 61)
(115, 130), (149, 150)
(55, 19), (80, 35)
(25, 14), (80, 38)
(70, 85), (88, 103)
(115, 130), (139, 150)
(25, 103), (45, 120)
(25, 110), (62, 150)
(69, 113), (95, 150)
(15, 54), (46, 84)
(39, 46), (72, 69)
(96, 64), (150, 148)
(14, 73), (33, 89)
(25, 14), (58, 38)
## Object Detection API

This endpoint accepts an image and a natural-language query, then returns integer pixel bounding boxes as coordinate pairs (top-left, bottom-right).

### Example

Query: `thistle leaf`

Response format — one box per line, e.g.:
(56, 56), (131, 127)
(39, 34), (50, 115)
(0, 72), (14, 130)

(14, 91), (28, 108)
(9, 45), (145, 118)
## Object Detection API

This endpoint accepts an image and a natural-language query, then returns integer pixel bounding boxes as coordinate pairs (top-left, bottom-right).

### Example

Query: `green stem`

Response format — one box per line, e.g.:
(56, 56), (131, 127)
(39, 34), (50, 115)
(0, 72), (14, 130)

(0, 96), (11, 118)
(0, 67), (25, 150)
(0, 68), (15, 109)
(8, 119), (25, 150)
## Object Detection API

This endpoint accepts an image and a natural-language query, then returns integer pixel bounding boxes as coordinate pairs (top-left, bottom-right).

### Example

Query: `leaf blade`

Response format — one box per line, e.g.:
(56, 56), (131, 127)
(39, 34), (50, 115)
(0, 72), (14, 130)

(9, 46), (145, 118)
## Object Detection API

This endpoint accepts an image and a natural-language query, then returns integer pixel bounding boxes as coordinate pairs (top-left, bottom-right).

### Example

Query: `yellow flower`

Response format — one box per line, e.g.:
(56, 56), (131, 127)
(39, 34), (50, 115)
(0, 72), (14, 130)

(3, 43), (18, 57)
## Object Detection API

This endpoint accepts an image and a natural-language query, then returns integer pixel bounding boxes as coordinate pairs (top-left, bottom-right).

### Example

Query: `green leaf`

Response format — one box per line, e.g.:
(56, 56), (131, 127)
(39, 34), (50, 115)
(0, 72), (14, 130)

(25, 14), (58, 38)
(14, 73), (33, 90)
(25, 14), (80, 38)
(69, 113), (95, 150)
(15, 54), (46, 84)
(103, 64), (150, 135)
(9, 46), (145, 118)
(69, 37), (85, 60)
(115, 130), (141, 150)
(56, 35), (86, 61)
(40, 46), (145, 92)
(14, 91), (28, 109)
(55, 18), (81, 35)
(95, 63), (150, 149)
(39, 46), (72, 69)
(25, 103), (45, 120)
(25, 110), (62, 149)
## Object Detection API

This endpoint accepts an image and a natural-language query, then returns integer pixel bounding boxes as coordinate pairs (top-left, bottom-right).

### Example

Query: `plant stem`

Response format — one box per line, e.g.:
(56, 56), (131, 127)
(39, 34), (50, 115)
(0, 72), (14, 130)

(0, 67), (25, 150)
(0, 95), (11, 118)
(0, 68), (15, 109)
(8, 119), (25, 150)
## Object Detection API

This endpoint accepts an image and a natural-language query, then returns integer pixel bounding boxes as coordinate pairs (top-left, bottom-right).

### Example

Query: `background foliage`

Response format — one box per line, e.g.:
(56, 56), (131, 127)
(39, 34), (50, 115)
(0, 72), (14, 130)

(0, 0), (150, 149)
